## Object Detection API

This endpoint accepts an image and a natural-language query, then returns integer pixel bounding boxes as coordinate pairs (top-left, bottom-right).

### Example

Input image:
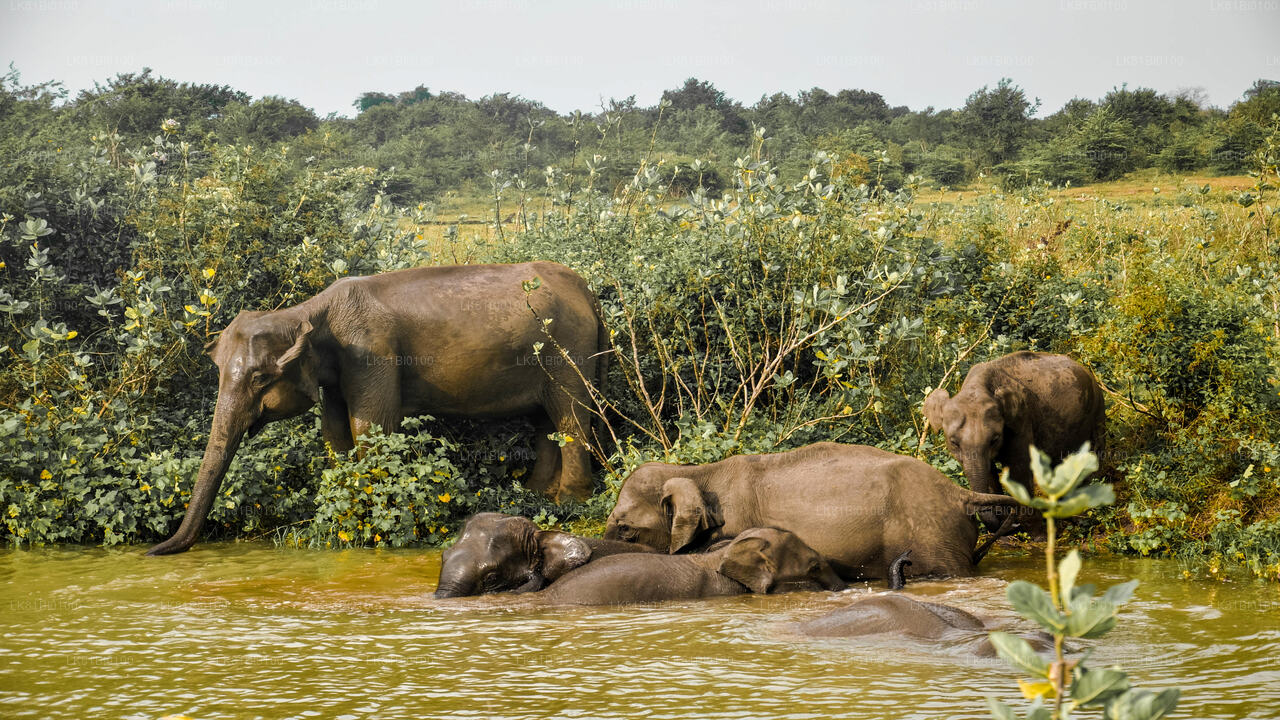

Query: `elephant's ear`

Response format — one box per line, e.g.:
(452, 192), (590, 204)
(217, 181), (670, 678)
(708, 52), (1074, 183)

(994, 384), (1026, 429)
(203, 333), (222, 360)
(661, 477), (721, 554)
(276, 319), (314, 372)
(716, 535), (775, 594)
(535, 531), (592, 581)
(922, 388), (951, 433)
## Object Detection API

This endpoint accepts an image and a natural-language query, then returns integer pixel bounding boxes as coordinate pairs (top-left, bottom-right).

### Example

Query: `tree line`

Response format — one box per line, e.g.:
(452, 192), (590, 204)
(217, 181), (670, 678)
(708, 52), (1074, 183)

(5, 67), (1278, 207)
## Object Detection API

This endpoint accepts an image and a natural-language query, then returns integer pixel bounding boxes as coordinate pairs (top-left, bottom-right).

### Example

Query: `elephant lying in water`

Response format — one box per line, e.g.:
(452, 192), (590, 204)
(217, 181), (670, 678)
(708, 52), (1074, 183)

(434, 512), (658, 598)
(604, 442), (1021, 582)
(535, 527), (846, 606)
(787, 552), (1053, 657)
(148, 262), (606, 556)
(923, 351), (1105, 526)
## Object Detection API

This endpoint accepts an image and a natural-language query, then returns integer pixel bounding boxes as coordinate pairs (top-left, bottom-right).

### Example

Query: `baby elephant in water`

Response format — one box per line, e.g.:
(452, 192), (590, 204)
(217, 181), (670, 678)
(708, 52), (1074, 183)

(536, 527), (847, 606)
(434, 513), (658, 598)
(788, 553), (1051, 656)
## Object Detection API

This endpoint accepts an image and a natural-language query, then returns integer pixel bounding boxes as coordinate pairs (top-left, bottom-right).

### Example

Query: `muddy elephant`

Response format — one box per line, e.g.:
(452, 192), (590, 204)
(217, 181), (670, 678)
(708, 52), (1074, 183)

(923, 351), (1105, 525)
(787, 592), (1054, 657)
(536, 527), (846, 606)
(433, 513), (658, 598)
(604, 442), (1021, 582)
(147, 262), (606, 556)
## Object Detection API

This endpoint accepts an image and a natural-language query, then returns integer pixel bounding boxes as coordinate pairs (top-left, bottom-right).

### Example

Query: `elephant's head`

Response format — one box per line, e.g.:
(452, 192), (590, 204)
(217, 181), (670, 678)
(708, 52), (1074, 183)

(605, 475), (723, 553)
(716, 528), (846, 594)
(923, 385), (1024, 496)
(434, 513), (593, 598)
(146, 311), (320, 555)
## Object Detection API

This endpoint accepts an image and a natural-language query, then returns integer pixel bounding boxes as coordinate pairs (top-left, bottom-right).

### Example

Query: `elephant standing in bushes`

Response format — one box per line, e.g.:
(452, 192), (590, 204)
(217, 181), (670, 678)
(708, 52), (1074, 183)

(535, 527), (846, 606)
(604, 442), (1022, 582)
(433, 513), (658, 598)
(923, 351), (1105, 526)
(147, 262), (607, 556)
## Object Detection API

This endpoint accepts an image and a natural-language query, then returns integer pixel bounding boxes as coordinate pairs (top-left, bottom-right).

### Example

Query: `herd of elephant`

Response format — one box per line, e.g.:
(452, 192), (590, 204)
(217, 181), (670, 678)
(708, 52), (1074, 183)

(142, 262), (1105, 651)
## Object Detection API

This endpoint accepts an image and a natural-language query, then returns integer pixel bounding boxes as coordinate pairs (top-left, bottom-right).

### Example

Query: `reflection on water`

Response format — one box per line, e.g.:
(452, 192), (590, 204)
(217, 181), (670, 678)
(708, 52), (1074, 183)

(1, 543), (1278, 719)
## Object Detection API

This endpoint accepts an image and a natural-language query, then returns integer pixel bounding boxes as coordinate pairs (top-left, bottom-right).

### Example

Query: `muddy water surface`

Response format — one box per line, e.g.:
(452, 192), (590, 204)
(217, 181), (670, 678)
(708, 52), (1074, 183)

(1, 544), (1277, 719)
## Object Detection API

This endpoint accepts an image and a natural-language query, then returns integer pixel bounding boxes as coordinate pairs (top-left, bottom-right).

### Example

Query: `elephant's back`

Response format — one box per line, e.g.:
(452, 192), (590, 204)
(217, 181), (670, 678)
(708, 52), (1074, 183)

(792, 594), (967, 638)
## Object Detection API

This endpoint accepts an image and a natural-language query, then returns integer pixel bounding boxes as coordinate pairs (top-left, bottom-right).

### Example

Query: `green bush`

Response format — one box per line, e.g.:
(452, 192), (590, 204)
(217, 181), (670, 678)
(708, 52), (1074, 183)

(1, 79), (1278, 582)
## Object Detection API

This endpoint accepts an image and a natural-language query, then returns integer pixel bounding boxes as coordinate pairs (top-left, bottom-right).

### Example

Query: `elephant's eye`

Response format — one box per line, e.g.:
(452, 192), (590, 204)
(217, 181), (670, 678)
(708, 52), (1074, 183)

(250, 370), (275, 389)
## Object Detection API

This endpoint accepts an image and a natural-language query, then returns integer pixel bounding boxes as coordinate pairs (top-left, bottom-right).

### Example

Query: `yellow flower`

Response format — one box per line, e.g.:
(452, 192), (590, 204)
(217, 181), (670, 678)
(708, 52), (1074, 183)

(374, 534), (381, 542)
(0, 261), (5, 269)
(202, 268), (216, 280)
(437, 493), (451, 503)
(364, 485), (373, 494)
(65, 331), (77, 340)
(40, 470), (52, 480)
(337, 531), (350, 542)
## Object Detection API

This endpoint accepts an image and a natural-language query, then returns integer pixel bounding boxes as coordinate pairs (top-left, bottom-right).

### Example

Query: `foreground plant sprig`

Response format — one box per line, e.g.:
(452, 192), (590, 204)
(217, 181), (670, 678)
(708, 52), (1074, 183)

(988, 444), (1180, 720)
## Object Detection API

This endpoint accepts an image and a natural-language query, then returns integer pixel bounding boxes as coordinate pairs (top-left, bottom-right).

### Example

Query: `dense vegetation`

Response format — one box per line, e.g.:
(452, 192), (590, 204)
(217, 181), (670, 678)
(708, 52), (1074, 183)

(1, 66), (1278, 581)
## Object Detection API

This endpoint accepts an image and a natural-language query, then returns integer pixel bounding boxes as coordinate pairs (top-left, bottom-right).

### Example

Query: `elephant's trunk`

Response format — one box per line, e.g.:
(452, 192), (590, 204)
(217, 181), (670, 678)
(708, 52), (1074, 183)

(433, 556), (480, 598)
(960, 451), (1005, 529)
(959, 451), (999, 495)
(146, 392), (252, 556)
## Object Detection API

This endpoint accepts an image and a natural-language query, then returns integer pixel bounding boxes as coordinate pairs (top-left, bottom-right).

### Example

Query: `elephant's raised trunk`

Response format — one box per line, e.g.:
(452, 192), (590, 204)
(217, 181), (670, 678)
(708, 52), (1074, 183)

(146, 393), (251, 556)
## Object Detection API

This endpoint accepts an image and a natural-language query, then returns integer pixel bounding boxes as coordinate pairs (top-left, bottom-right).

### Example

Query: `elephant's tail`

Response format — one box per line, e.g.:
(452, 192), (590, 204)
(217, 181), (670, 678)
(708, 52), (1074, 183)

(888, 549), (912, 590)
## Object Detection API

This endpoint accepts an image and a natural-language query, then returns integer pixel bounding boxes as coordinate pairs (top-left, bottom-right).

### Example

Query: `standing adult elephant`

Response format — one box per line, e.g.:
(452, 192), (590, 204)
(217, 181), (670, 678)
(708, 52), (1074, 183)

(922, 351), (1105, 524)
(147, 262), (607, 556)
(604, 443), (1021, 582)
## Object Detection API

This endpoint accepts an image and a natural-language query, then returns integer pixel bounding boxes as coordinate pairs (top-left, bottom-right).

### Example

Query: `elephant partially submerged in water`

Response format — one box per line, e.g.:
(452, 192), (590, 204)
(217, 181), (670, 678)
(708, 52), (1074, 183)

(148, 262), (607, 556)
(604, 442), (1021, 582)
(787, 554), (1053, 657)
(434, 513), (658, 598)
(535, 527), (846, 606)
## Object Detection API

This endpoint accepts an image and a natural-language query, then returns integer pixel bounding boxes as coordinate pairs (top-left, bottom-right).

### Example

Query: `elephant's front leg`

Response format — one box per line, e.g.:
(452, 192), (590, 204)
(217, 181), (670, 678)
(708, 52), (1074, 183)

(544, 390), (593, 501)
(321, 385), (355, 452)
(344, 355), (403, 443)
(525, 411), (562, 495)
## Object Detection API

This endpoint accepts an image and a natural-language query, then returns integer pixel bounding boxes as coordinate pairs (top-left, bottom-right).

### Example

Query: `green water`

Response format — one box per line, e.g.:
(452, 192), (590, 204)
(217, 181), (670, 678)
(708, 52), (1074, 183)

(1, 544), (1277, 719)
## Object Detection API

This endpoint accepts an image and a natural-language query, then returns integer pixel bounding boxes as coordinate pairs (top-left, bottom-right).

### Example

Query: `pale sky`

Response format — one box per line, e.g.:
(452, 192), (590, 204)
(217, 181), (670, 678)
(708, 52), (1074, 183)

(2, 0), (1277, 117)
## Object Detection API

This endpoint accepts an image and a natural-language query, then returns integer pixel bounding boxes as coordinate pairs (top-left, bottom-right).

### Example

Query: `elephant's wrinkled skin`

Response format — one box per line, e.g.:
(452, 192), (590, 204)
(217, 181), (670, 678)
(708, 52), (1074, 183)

(148, 262), (605, 556)
(604, 442), (1021, 582)
(789, 551), (1051, 656)
(923, 351), (1105, 525)
(787, 593), (1055, 657)
(536, 527), (846, 606)
(434, 513), (658, 598)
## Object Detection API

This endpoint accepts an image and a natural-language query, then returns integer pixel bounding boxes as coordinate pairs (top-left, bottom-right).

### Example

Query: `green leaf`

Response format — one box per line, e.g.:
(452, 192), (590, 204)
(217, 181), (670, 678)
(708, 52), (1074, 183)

(1102, 579), (1139, 606)
(1069, 482), (1116, 509)
(1008, 581), (1067, 632)
(1000, 470), (1034, 506)
(1045, 492), (1093, 518)
(1059, 550), (1081, 607)
(1065, 596), (1118, 638)
(988, 631), (1050, 678)
(1028, 445), (1055, 493)
(1105, 688), (1180, 720)
(1071, 666), (1130, 706)
(1044, 442), (1098, 497)
(986, 698), (1017, 720)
